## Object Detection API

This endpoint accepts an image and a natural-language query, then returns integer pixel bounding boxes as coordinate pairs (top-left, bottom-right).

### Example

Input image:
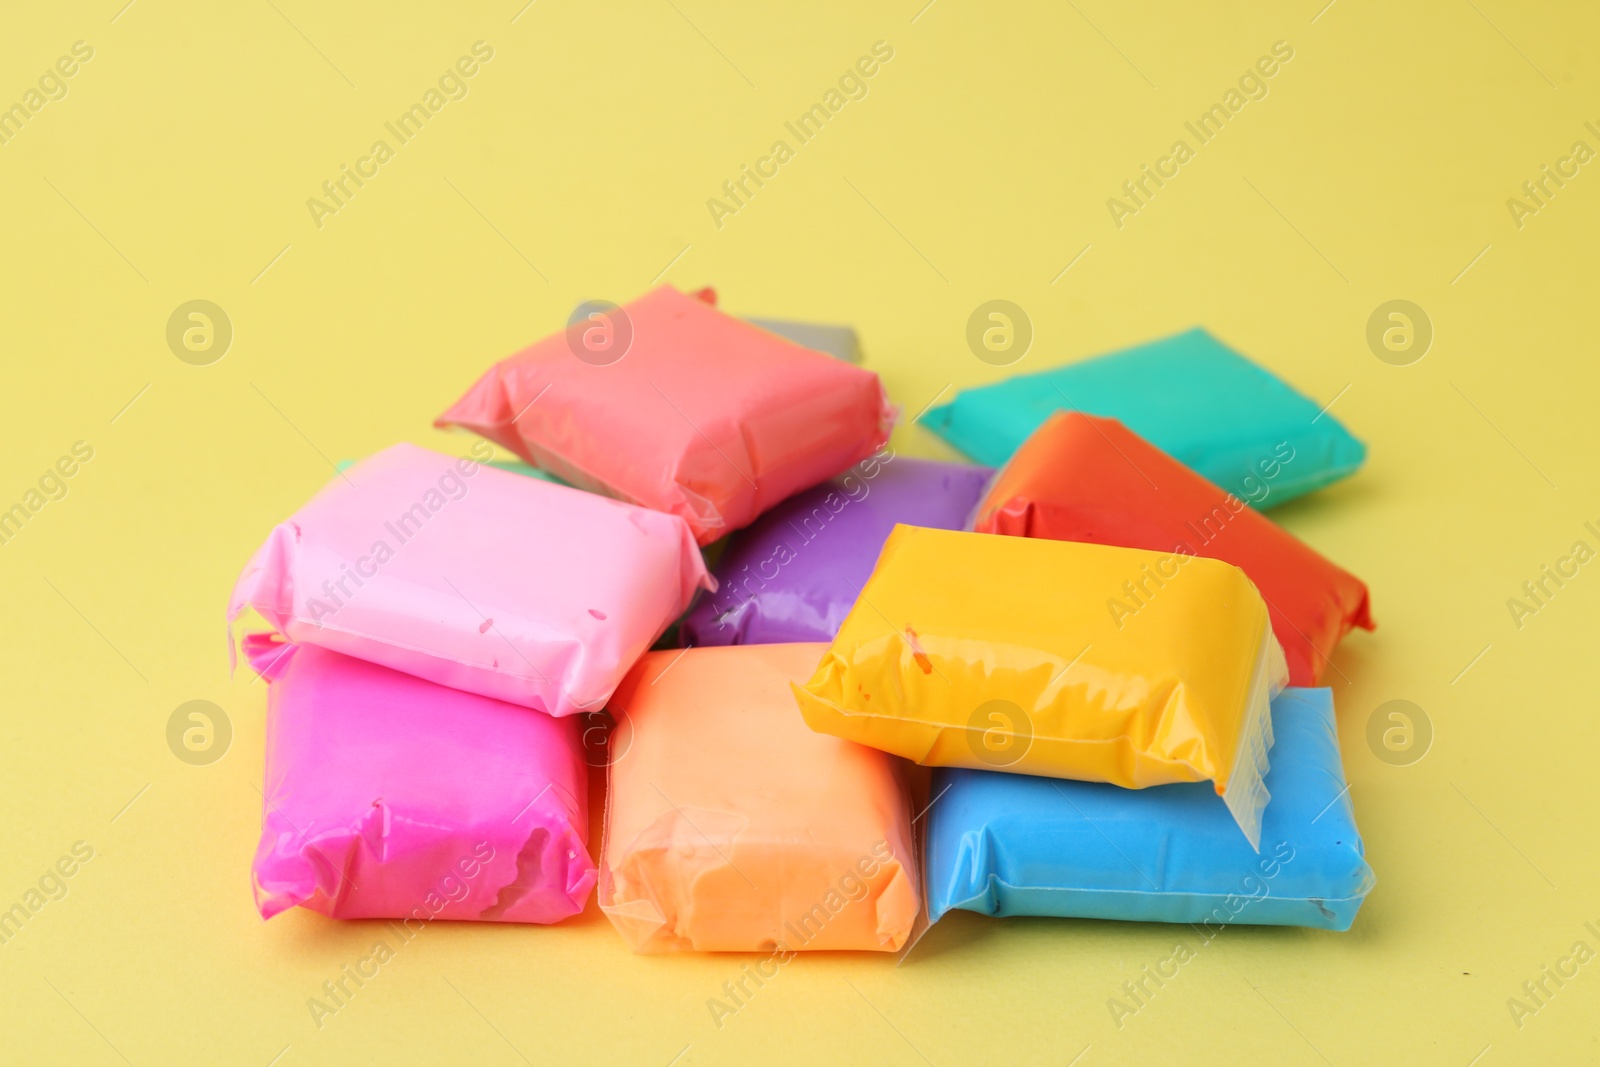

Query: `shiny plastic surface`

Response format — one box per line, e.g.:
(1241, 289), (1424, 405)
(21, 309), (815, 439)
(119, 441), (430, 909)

(792, 525), (1288, 846)
(229, 442), (710, 715)
(680, 454), (992, 647)
(975, 412), (1374, 685)
(599, 643), (918, 953)
(922, 327), (1366, 506)
(247, 635), (595, 924)
(435, 285), (895, 545)
(925, 688), (1375, 931)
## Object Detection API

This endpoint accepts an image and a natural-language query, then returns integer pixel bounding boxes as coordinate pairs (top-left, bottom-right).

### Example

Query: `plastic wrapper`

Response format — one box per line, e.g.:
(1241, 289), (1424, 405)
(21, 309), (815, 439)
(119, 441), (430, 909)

(793, 525), (1288, 848)
(247, 635), (595, 923)
(923, 327), (1365, 507)
(435, 285), (895, 545)
(229, 442), (710, 715)
(599, 643), (919, 953)
(974, 412), (1374, 685)
(924, 688), (1374, 931)
(680, 454), (992, 647)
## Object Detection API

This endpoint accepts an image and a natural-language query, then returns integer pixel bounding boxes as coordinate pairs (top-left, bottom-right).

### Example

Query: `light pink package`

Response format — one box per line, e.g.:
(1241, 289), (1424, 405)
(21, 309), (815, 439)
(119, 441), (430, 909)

(228, 442), (712, 715)
(247, 634), (596, 923)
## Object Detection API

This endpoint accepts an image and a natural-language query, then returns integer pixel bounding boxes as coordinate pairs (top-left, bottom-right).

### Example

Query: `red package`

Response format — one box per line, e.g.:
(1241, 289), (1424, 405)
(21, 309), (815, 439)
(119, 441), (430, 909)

(435, 285), (894, 545)
(973, 412), (1373, 686)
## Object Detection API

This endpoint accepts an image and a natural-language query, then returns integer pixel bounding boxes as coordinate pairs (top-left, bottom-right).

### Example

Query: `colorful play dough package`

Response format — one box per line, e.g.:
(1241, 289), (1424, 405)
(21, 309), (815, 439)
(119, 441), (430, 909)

(680, 453), (992, 646)
(247, 634), (595, 923)
(229, 442), (710, 715)
(923, 328), (1366, 506)
(924, 688), (1375, 931)
(975, 412), (1374, 685)
(599, 644), (918, 953)
(436, 285), (895, 544)
(793, 526), (1288, 847)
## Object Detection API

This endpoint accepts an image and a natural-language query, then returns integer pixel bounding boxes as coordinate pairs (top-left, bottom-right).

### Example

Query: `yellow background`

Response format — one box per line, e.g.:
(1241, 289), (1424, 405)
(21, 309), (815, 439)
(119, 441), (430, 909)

(2, 1), (1596, 1063)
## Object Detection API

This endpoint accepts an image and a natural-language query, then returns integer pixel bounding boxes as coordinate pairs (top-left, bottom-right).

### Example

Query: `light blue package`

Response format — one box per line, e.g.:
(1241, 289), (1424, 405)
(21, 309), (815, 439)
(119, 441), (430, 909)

(924, 688), (1375, 931)
(923, 328), (1366, 507)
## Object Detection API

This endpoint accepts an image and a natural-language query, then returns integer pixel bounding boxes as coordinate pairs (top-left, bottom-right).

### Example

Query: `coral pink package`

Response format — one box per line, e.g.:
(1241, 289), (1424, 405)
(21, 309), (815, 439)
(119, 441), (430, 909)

(247, 634), (595, 923)
(435, 285), (896, 544)
(229, 442), (711, 715)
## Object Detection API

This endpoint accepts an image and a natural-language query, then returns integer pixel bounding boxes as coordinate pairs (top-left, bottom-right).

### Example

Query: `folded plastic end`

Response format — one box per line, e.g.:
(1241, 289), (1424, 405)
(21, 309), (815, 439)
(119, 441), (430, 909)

(918, 400), (956, 434)
(896, 766), (936, 965)
(242, 631), (298, 682)
(433, 361), (540, 465)
(1221, 633), (1289, 851)
(251, 816), (320, 921)
(228, 523), (298, 679)
(433, 360), (506, 429)
(1352, 582), (1377, 633)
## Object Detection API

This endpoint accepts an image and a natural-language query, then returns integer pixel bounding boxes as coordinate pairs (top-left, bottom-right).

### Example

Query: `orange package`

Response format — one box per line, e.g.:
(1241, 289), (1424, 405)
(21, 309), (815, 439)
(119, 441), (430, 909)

(598, 643), (919, 954)
(435, 286), (895, 545)
(974, 412), (1373, 685)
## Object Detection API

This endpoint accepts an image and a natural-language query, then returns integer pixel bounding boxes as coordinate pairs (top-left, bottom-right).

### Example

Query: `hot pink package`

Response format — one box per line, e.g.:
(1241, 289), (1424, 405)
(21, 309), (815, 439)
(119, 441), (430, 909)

(228, 442), (711, 715)
(247, 634), (595, 923)
(434, 285), (896, 545)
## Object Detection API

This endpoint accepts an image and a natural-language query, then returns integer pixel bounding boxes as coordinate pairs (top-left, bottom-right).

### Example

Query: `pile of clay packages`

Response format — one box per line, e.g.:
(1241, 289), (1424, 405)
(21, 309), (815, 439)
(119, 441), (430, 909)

(233, 285), (1376, 954)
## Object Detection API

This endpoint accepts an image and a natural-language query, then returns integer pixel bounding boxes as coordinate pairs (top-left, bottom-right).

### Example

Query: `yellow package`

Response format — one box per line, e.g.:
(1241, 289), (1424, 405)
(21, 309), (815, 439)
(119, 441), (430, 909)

(792, 525), (1288, 848)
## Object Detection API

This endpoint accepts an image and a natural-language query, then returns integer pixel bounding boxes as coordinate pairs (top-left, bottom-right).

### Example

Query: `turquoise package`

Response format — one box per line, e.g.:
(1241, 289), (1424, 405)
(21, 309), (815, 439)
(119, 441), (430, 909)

(924, 688), (1375, 931)
(922, 328), (1366, 506)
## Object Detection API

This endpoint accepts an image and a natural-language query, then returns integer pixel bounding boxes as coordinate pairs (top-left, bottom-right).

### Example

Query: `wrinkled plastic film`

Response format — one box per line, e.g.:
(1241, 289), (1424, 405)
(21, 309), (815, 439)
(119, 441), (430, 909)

(793, 525), (1287, 847)
(599, 644), (919, 953)
(923, 689), (1375, 931)
(248, 637), (596, 924)
(436, 285), (896, 545)
(681, 455), (992, 647)
(973, 412), (1374, 686)
(229, 443), (711, 715)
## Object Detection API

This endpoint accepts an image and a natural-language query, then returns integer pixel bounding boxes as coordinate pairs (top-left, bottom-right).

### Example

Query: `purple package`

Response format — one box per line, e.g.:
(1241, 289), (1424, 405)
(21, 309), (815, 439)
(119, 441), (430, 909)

(680, 453), (992, 646)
